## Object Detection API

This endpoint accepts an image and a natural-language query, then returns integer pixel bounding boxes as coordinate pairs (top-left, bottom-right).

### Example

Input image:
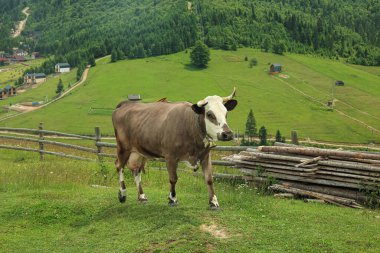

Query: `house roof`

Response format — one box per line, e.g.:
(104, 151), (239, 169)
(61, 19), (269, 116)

(4, 85), (13, 91)
(56, 63), (70, 68)
(13, 56), (27, 61)
(25, 73), (46, 78)
(128, 94), (141, 100)
(35, 73), (46, 78)
(272, 63), (282, 67)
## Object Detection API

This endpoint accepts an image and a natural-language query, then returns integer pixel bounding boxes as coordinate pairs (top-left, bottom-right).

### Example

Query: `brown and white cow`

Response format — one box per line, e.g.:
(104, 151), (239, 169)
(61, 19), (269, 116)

(112, 88), (237, 209)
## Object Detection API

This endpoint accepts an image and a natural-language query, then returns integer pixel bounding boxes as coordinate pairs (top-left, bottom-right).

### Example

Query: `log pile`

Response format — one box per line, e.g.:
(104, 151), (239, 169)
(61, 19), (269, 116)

(223, 144), (380, 208)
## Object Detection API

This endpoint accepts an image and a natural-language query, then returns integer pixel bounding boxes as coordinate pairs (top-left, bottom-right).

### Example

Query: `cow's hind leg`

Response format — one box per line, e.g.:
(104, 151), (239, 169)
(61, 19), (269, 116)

(166, 159), (179, 206)
(128, 152), (148, 202)
(132, 162), (148, 203)
(115, 147), (129, 203)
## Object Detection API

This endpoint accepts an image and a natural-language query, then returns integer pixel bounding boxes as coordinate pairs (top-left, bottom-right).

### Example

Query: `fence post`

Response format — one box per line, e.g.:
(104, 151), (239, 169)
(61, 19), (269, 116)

(38, 122), (44, 160)
(291, 130), (299, 145)
(95, 127), (102, 160)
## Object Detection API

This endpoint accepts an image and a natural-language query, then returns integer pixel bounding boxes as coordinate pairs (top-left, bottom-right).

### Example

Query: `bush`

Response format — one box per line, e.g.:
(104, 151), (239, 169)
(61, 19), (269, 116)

(249, 58), (258, 67)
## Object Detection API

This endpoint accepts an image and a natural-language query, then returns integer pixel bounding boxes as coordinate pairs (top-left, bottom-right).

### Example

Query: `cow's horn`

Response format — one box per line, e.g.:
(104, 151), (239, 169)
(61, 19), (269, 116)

(223, 87), (236, 102)
(197, 99), (208, 107)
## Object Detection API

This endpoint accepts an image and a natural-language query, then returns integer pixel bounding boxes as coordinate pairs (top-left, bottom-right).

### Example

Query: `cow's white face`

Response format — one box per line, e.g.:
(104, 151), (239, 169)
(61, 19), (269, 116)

(192, 89), (237, 141)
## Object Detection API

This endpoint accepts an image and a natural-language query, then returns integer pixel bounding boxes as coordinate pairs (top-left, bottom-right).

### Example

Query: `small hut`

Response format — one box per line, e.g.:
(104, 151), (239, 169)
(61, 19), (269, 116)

(4, 85), (16, 96)
(128, 94), (141, 101)
(269, 63), (282, 74)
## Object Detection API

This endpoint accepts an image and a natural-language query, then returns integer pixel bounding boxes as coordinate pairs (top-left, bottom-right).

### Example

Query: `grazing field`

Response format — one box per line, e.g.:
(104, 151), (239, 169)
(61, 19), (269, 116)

(0, 68), (77, 108)
(1, 149), (380, 252)
(0, 58), (45, 86)
(1, 49), (380, 143)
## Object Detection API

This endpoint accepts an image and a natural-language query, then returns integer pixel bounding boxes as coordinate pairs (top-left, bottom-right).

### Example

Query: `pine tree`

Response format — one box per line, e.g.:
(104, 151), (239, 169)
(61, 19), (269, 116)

(89, 54), (96, 66)
(245, 109), (257, 137)
(275, 130), (282, 142)
(259, 126), (267, 145)
(136, 43), (146, 58)
(274, 41), (286, 55)
(56, 78), (64, 95)
(111, 48), (118, 62)
(262, 37), (272, 52)
(190, 40), (210, 68)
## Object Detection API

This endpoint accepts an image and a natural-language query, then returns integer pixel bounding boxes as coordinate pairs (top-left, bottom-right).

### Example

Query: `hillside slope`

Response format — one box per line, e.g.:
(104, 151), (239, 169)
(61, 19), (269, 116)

(3, 0), (378, 68)
(2, 49), (379, 143)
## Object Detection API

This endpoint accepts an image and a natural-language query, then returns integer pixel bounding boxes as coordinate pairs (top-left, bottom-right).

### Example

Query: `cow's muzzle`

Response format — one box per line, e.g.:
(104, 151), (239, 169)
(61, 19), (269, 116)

(217, 130), (234, 141)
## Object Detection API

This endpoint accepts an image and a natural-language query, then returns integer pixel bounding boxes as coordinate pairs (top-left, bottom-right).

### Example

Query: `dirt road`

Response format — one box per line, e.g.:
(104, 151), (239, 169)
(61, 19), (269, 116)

(0, 66), (91, 122)
(12, 7), (30, 38)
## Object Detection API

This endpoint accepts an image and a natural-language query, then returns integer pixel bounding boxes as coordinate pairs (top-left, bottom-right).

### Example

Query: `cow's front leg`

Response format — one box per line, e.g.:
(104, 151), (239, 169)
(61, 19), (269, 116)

(166, 159), (179, 206)
(133, 165), (148, 203)
(202, 153), (219, 209)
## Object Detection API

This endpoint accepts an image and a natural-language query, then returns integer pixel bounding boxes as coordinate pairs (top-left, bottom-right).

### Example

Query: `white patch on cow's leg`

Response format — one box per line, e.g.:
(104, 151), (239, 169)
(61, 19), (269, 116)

(134, 171), (148, 202)
(119, 169), (126, 197)
(119, 169), (124, 182)
(184, 161), (200, 171)
(210, 195), (219, 208)
(134, 172), (141, 188)
(120, 189), (126, 197)
(168, 192), (177, 204)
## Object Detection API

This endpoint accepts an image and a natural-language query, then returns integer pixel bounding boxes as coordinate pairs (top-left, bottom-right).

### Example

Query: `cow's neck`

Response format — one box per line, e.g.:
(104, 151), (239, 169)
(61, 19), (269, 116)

(195, 113), (215, 149)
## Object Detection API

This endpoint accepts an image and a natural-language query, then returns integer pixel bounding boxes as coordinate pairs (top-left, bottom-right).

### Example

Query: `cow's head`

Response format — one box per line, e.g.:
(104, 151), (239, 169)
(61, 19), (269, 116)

(192, 88), (237, 141)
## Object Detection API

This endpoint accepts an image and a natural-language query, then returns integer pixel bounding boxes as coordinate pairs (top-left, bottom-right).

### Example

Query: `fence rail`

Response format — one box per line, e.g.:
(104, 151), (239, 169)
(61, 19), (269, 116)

(0, 123), (250, 165)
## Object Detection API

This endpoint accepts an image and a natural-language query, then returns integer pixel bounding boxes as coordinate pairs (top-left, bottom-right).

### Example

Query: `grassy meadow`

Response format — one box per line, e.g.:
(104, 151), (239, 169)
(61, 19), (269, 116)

(0, 68), (77, 107)
(0, 58), (45, 86)
(1, 149), (380, 253)
(1, 49), (380, 143)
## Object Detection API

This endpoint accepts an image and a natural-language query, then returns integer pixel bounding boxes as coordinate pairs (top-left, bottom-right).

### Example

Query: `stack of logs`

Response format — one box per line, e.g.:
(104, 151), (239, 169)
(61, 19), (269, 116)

(224, 144), (380, 208)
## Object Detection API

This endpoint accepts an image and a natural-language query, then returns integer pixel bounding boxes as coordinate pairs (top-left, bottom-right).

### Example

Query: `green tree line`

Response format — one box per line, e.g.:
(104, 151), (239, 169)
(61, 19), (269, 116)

(2, 0), (379, 67)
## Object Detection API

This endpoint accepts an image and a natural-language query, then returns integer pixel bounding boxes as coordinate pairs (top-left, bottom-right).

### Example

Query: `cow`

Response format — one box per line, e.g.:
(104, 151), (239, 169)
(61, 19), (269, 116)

(112, 88), (237, 209)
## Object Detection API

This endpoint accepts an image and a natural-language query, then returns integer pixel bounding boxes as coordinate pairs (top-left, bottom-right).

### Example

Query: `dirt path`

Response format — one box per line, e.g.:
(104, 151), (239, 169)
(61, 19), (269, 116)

(12, 7), (30, 38)
(0, 66), (91, 122)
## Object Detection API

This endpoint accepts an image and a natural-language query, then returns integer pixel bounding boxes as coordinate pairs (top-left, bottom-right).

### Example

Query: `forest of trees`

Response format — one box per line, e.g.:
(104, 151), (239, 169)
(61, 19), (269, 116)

(1, 0), (379, 69)
(0, 0), (25, 53)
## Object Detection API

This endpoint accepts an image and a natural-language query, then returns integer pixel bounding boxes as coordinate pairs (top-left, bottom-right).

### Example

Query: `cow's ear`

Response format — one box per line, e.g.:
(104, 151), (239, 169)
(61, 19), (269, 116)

(224, 99), (237, 111)
(192, 104), (206, 114)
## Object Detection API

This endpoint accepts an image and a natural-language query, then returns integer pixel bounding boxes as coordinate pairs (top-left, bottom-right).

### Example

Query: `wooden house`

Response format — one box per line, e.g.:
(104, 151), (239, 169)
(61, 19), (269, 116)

(13, 49), (28, 57)
(269, 63), (282, 74)
(55, 63), (71, 73)
(0, 88), (5, 100)
(24, 73), (47, 85)
(4, 85), (16, 96)
(0, 85), (16, 99)
(128, 94), (141, 101)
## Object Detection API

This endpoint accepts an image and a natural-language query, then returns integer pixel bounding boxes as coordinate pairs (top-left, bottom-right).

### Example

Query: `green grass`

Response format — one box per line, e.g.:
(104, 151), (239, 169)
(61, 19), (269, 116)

(1, 49), (380, 143)
(0, 68), (77, 107)
(1, 149), (380, 252)
(0, 58), (45, 85)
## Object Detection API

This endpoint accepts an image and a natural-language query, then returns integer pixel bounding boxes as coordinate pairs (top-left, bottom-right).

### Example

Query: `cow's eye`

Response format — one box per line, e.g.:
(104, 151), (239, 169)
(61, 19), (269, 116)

(207, 112), (216, 120)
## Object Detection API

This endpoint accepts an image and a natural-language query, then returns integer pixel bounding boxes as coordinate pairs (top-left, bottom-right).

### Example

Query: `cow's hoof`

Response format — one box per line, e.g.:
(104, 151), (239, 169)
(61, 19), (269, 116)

(118, 190), (126, 203)
(138, 194), (148, 204)
(209, 204), (221, 211)
(168, 198), (178, 207)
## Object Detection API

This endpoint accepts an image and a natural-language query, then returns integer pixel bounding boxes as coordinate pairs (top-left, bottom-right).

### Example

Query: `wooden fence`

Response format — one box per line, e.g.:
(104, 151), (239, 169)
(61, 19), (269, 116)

(0, 123), (250, 166)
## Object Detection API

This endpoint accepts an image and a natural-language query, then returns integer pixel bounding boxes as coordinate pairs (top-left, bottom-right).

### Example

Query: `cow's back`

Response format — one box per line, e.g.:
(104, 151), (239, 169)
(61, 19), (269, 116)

(112, 101), (204, 158)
